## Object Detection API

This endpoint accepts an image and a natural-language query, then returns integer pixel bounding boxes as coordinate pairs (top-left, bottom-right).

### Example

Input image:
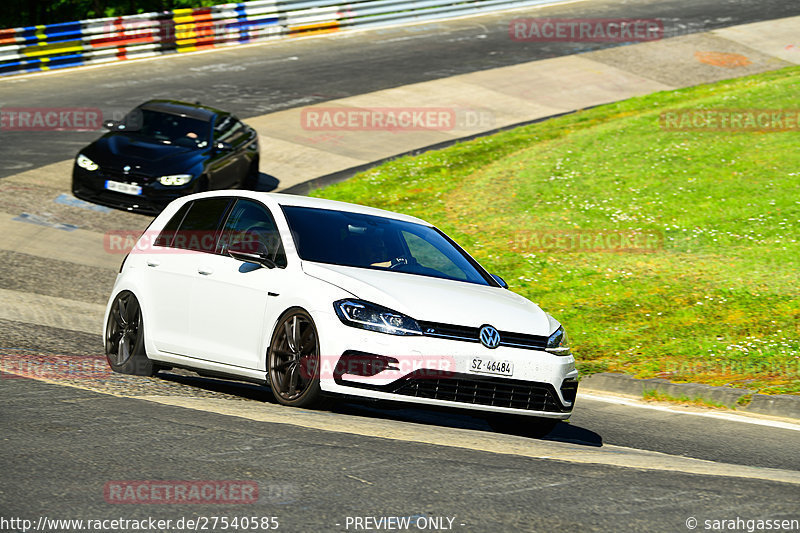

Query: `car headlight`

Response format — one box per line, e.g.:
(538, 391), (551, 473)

(546, 325), (571, 356)
(334, 299), (422, 336)
(76, 154), (98, 171)
(159, 174), (193, 186)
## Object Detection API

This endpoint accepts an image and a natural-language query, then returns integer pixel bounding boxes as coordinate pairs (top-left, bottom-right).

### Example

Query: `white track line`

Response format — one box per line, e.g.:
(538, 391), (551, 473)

(579, 392), (800, 432)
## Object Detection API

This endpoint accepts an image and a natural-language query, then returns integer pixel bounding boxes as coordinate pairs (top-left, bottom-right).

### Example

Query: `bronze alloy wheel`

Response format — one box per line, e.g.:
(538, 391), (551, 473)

(268, 309), (325, 407)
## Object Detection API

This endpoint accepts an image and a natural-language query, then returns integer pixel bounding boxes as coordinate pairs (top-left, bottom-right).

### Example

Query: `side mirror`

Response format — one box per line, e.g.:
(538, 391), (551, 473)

(228, 241), (276, 269)
(491, 274), (508, 289)
(215, 141), (233, 152)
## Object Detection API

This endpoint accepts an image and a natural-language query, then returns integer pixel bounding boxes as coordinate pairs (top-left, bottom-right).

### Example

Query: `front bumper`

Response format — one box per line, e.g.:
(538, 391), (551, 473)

(314, 311), (579, 418)
(72, 166), (196, 215)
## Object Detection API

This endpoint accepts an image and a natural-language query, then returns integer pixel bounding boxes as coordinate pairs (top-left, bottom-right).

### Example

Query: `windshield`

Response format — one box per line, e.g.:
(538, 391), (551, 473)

(122, 109), (210, 148)
(282, 206), (493, 286)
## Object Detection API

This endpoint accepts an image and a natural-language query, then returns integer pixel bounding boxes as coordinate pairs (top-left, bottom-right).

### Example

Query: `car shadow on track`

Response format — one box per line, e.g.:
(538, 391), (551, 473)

(155, 370), (602, 447)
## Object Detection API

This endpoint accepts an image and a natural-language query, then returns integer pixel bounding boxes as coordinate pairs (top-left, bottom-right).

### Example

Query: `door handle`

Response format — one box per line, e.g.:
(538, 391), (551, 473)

(198, 267), (214, 275)
(146, 260), (160, 267)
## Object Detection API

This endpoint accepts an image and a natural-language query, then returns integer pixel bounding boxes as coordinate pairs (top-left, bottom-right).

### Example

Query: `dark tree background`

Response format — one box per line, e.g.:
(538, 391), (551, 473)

(1, 0), (219, 29)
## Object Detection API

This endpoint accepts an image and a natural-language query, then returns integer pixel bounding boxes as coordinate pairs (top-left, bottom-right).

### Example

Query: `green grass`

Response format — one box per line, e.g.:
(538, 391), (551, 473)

(312, 66), (800, 395)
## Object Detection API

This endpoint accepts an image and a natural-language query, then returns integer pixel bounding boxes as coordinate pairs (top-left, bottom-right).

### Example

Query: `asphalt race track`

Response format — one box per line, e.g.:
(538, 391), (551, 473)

(1, 0), (800, 177)
(2, 0), (800, 531)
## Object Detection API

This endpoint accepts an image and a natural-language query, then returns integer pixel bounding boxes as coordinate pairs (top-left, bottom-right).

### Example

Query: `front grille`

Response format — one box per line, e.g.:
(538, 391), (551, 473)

(72, 186), (164, 215)
(387, 371), (569, 412)
(417, 321), (478, 342)
(100, 169), (155, 184)
(417, 321), (548, 350)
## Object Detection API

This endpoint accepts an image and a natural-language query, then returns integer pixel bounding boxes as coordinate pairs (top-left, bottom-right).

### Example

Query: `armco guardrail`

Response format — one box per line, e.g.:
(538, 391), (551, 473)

(0, 0), (569, 77)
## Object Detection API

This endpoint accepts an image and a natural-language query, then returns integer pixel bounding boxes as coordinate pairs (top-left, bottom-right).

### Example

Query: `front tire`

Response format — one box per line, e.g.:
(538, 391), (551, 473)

(105, 291), (155, 376)
(267, 309), (326, 408)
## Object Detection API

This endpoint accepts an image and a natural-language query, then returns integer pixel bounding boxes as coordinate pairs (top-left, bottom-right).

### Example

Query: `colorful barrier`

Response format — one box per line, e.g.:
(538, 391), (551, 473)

(0, 0), (570, 76)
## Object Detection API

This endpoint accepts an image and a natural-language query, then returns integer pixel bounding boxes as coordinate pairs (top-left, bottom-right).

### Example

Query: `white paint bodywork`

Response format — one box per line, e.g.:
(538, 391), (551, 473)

(104, 190), (578, 418)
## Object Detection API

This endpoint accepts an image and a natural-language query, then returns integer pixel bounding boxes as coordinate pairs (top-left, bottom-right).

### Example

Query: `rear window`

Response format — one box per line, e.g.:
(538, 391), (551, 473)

(157, 198), (232, 252)
(154, 203), (190, 248)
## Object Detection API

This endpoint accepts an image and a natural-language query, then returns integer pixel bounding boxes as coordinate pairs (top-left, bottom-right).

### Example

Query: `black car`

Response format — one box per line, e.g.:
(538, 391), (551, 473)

(72, 99), (259, 214)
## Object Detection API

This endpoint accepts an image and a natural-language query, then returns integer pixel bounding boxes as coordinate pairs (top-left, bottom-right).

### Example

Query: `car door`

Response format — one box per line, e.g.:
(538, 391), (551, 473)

(187, 198), (288, 370)
(143, 197), (232, 355)
(207, 115), (249, 189)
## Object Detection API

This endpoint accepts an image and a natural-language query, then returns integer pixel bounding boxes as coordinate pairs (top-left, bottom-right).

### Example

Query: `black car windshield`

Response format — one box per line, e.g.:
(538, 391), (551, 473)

(282, 206), (493, 286)
(123, 109), (210, 148)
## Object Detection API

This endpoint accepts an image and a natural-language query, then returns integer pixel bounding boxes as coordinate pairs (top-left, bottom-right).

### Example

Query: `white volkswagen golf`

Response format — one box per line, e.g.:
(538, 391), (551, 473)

(104, 191), (578, 435)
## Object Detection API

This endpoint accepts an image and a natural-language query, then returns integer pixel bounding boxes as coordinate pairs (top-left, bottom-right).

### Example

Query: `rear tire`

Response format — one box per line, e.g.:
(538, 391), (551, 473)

(105, 291), (155, 376)
(267, 309), (327, 408)
(487, 415), (560, 438)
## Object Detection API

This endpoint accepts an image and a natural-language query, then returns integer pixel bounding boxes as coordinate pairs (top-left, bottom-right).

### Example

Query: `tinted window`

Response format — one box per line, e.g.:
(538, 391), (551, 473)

(281, 206), (492, 285)
(214, 115), (244, 143)
(172, 198), (232, 252)
(219, 199), (287, 267)
(127, 109), (210, 148)
(401, 231), (468, 281)
(154, 202), (190, 248)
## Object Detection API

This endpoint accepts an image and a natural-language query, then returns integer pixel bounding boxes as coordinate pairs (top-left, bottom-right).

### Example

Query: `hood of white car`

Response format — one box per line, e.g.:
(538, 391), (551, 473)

(302, 262), (552, 336)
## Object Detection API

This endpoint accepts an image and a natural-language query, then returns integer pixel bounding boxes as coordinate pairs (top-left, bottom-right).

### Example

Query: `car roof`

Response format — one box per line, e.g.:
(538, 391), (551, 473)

(138, 99), (222, 122)
(179, 190), (431, 226)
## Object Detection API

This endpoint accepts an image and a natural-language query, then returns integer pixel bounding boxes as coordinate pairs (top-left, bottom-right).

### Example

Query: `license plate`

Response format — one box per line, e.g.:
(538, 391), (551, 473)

(105, 180), (142, 196)
(470, 357), (513, 377)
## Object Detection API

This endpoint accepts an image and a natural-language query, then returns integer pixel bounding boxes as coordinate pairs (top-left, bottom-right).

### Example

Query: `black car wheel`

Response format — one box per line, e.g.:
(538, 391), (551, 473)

(105, 291), (155, 376)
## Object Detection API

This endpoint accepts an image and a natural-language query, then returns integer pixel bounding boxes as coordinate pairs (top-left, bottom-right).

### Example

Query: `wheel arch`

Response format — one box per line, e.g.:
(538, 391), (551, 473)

(103, 280), (156, 358)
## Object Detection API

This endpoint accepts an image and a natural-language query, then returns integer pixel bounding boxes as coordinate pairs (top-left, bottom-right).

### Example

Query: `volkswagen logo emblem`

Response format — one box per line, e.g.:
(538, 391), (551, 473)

(479, 325), (500, 349)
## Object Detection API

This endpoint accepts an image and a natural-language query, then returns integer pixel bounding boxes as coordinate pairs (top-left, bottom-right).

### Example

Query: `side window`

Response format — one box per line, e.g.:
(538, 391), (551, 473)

(213, 115), (244, 144)
(219, 199), (287, 268)
(172, 198), (232, 253)
(154, 202), (190, 248)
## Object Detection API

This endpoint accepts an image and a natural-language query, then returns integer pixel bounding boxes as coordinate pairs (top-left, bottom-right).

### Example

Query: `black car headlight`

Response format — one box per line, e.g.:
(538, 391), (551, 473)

(545, 325), (571, 356)
(334, 299), (422, 336)
(76, 153), (98, 171)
